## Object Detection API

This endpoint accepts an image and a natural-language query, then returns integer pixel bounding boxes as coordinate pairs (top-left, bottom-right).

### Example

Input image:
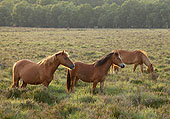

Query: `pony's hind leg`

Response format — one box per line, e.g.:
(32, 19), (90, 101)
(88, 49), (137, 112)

(21, 81), (27, 88)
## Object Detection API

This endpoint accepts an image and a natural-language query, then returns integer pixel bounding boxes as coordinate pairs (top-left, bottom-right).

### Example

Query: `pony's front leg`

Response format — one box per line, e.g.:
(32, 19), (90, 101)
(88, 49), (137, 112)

(114, 65), (119, 74)
(42, 79), (52, 88)
(100, 81), (104, 94)
(140, 64), (143, 73)
(21, 81), (27, 88)
(71, 77), (76, 92)
(12, 74), (20, 88)
(92, 81), (98, 94)
(133, 64), (138, 72)
(42, 75), (53, 87)
(42, 81), (49, 87)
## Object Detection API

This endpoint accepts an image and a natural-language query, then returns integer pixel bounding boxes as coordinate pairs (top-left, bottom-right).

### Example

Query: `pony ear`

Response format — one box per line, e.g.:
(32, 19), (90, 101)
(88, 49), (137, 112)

(61, 50), (65, 55)
(55, 53), (59, 57)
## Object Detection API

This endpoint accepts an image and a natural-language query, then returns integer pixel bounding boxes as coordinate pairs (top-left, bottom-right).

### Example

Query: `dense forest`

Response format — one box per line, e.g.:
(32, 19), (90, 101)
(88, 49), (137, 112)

(0, 0), (170, 28)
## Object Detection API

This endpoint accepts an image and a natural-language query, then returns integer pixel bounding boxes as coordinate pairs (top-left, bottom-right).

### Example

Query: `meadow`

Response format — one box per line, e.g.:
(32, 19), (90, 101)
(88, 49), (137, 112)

(0, 27), (170, 119)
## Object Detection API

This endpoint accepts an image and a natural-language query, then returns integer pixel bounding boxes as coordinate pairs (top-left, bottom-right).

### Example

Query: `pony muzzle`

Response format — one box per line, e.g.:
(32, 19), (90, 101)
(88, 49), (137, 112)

(119, 63), (125, 68)
(69, 64), (75, 69)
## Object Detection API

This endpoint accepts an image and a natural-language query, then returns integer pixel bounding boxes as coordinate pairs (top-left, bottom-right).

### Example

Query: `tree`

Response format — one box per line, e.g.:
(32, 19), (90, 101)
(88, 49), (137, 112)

(12, 1), (34, 27)
(0, 0), (13, 26)
(32, 4), (52, 27)
(98, 3), (119, 28)
(77, 4), (93, 27)
(119, 0), (146, 28)
(51, 2), (78, 28)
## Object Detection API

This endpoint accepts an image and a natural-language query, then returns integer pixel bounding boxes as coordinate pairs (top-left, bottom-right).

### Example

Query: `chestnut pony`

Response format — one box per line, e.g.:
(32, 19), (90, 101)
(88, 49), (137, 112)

(111, 50), (154, 73)
(66, 51), (125, 94)
(12, 51), (74, 88)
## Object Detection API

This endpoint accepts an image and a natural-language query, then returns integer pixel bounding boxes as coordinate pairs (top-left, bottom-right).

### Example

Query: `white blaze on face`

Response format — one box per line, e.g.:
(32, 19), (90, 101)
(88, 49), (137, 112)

(118, 56), (121, 59)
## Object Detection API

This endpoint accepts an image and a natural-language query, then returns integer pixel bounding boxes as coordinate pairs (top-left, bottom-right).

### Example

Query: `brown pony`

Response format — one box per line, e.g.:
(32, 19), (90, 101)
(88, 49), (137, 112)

(12, 51), (75, 88)
(111, 50), (154, 73)
(66, 51), (125, 94)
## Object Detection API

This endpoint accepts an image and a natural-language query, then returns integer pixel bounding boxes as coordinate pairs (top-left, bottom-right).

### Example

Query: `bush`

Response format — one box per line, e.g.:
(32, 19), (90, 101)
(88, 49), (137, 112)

(5, 88), (26, 99)
(31, 87), (57, 104)
(80, 95), (96, 103)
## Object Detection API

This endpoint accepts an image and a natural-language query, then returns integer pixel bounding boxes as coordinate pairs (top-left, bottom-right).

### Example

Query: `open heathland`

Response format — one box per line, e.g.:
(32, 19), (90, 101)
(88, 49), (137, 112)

(0, 27), (170, 119)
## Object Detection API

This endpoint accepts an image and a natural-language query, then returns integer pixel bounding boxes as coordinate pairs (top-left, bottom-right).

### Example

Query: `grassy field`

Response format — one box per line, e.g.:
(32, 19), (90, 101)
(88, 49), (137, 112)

(0, 27), (170, 119)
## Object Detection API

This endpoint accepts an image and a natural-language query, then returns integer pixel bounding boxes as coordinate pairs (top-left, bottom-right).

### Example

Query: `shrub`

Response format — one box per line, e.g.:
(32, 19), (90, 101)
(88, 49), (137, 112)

(31, 87), (57, 104)
(5, 88), (26, 99)
(80, 95), (96, 103)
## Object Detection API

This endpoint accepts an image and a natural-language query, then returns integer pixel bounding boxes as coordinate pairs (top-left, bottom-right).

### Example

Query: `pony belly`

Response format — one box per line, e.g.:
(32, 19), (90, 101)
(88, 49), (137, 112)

(77, 74), (93, 83)
(29, 82), (42, 85)
(81, 79), (93, 83)
(21, 74), (43, 85)
(23, 78), (43, 85)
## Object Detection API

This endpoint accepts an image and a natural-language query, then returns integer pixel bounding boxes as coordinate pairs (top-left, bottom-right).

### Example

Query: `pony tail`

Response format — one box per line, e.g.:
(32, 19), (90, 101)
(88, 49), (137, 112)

(66, 70), (71, 93)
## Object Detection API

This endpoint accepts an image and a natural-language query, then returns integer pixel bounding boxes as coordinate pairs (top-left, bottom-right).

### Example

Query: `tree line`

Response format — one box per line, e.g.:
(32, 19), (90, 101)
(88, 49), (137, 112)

(0, 0), (170, 28)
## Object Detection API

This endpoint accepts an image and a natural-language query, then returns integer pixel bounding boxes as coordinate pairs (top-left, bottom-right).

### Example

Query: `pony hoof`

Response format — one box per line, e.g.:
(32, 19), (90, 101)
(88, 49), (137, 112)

(11, 85), (15, 88)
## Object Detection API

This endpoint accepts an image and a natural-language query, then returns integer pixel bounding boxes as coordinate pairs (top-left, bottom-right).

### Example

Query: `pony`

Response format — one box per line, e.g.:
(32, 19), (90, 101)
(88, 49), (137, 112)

(12, 51), (75, 88)
(66, 51), (125, 94)
(111, 50), (154, 73)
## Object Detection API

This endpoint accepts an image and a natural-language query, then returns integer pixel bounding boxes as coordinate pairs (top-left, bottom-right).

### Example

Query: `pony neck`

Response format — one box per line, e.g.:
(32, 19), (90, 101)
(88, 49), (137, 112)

(101, 58), (113, 74)
(143, 55), (152, 67)
(40, 60), (60, 74)
(50, 62), (60, 74)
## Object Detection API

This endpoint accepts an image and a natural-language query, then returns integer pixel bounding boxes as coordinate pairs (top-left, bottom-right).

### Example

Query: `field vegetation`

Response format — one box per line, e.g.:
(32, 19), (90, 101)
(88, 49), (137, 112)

(0, 27), (170, 119)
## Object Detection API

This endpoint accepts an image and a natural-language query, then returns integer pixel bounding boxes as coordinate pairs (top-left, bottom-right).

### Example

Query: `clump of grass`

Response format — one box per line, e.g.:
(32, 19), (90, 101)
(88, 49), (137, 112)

(130, 79), (143, 84)
(129, 92), (170, 108)
(0, 101), (27, 119)
(142, 96), (169, 108)
(19, 99), (38, 110)
(4, 88), (26, 99)
(148, 72), (159, 80)
(55, 101), (79, 119)
(80, 95), (96, 103)
(109, 105), (122, 118)
(30, 87), (58, 104)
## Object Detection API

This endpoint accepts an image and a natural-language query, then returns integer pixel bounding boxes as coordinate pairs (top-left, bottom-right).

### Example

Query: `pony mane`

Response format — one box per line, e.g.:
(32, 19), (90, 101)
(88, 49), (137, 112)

(38, 54), (57, 66)
(94, 53), (114, 67)
(138, 50), (148, 57)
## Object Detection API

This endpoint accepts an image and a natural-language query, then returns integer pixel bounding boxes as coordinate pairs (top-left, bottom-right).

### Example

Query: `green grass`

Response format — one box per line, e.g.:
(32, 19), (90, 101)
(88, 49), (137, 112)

(0, 27), (170, 119)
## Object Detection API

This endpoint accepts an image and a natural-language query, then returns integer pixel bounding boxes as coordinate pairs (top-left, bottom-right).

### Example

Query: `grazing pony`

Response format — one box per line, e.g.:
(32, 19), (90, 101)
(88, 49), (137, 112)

(12, 51), (74, 88)
(111, 50), (154, 73)
(66, 51), (125, 94)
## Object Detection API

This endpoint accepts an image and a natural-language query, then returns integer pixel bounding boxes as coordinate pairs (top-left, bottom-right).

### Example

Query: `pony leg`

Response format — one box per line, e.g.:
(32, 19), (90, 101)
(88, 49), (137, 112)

(140, 64), (143, 73)
(100, 81), (104, 94)
(12, 74), (20, 88)
(75, 77), (79, 86)
(70, 71), (76, 92)
(111, 64), (113, 73)
(92, 81), (98, 94)
(21, 81), (27, 88)
(71, 76), (76, 92)
(114, 65), (119, 74)
(133, 64), (138, 72)
(42, 81), (51, 87)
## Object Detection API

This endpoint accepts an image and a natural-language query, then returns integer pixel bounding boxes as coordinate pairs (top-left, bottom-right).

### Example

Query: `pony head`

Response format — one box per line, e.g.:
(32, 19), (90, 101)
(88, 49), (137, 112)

(147, 64), (154, 73)
(111, 51), (125, 68)
(56, 50), (75, 69)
